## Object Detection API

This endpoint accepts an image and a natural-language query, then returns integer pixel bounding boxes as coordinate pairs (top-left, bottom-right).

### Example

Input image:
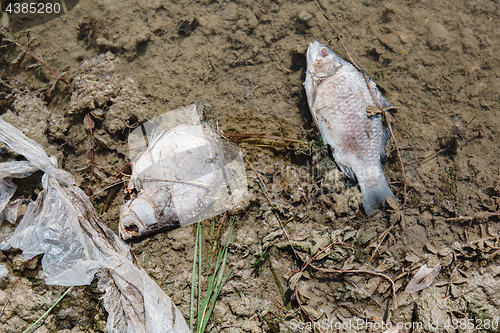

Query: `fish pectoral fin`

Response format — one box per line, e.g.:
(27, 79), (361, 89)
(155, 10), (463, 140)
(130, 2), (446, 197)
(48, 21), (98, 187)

(336, 161), (356, 180)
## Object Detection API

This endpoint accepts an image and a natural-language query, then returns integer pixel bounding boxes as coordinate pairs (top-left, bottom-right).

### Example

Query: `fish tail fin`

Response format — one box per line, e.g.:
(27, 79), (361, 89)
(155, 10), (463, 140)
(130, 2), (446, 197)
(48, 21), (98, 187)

(361, 178), (395, 216)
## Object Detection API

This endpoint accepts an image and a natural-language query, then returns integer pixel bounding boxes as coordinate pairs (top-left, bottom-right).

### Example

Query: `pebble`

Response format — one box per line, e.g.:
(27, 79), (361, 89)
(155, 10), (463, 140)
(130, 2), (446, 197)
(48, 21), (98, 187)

(298, 10), (313, 23)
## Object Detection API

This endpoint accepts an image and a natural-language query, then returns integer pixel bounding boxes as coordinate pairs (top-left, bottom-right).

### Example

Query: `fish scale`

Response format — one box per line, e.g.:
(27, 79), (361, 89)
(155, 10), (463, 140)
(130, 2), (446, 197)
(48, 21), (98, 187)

(304, 40), (395, 216)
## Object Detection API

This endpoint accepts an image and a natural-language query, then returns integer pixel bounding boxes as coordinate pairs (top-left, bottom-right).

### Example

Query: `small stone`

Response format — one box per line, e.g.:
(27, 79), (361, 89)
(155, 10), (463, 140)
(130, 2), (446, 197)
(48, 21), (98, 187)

(298, 10), (313, 23)
(427, 22), (450, 50)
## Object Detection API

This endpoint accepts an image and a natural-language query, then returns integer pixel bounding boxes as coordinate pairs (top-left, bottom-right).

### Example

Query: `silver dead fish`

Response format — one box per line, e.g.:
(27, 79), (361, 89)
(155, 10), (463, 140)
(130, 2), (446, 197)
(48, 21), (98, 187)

(119, 104), (247, 241)
(304, 41), (395, 216)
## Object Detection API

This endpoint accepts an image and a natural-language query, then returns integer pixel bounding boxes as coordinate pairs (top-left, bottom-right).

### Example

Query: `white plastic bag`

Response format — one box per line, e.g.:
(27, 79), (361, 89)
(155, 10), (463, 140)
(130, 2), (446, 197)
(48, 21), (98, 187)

(0, 119), (189, 332)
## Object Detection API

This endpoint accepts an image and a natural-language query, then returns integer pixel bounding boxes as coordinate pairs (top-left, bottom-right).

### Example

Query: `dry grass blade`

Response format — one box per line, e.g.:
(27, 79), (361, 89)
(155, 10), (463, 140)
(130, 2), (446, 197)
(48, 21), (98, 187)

(293, 241), (396, 328)
(224, 132), (308, 144)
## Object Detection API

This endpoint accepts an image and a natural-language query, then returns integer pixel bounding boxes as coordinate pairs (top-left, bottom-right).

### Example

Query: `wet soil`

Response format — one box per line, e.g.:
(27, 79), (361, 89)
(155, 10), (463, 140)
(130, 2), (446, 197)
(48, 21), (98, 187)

(1, 0), (500, 331)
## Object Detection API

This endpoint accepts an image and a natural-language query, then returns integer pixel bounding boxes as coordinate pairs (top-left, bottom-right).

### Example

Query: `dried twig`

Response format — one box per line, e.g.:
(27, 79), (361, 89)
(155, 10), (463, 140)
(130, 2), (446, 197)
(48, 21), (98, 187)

(293, 242), (396, 326)
(224, 132), (308, 144)
(9, 39), (73, 91)
(367, 225), (394, 264)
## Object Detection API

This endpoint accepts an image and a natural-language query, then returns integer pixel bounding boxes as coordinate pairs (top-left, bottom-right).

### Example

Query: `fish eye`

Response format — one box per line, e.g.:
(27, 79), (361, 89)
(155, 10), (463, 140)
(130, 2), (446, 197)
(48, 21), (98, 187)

(320, 48), (329, 57)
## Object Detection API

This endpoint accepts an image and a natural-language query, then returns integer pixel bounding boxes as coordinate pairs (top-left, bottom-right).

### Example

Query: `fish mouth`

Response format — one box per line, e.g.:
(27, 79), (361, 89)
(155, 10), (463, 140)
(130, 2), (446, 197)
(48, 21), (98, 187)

(119, 195), (182, 242)
(119, 210), (181, 242)
(306, 40), (322, 74)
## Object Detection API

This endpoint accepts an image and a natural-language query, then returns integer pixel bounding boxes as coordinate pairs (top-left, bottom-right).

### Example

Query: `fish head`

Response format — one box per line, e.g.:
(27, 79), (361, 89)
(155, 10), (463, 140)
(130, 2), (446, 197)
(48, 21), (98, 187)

(119, 196), (158, 241)
(306, 41), (344, 80)
(119, 192), (181, 241)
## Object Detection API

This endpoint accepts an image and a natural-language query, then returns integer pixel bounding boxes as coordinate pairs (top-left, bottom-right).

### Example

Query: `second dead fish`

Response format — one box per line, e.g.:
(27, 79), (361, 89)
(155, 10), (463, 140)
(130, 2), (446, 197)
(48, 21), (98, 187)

(304, 41), (395, 216)
(119, 104), (247, 241)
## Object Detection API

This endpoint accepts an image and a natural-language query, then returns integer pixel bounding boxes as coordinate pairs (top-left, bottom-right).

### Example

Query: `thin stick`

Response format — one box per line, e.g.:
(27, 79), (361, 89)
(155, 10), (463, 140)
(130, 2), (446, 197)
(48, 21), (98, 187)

(245, 158), (272, 201)
(404, 150), (441, 167)
(312, 0), (407, 208)
(367, 225), (394, 264)
(10, 40), (73, 91)
(90, 180), (127, 199)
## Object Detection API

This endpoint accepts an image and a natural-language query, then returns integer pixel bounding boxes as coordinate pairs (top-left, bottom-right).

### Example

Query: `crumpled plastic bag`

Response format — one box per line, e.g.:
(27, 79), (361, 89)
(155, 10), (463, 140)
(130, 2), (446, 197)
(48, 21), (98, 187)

(0, 119), (190, 333)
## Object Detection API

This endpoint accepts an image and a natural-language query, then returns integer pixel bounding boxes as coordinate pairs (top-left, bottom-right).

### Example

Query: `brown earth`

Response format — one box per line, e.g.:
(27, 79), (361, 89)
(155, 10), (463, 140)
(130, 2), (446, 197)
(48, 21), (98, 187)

(1, 0), (500, 332)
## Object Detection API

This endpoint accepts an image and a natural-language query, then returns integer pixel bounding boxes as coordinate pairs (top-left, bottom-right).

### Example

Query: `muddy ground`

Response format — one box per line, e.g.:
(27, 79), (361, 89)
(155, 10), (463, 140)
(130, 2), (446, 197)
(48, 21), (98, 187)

(1, 0), (500, 331)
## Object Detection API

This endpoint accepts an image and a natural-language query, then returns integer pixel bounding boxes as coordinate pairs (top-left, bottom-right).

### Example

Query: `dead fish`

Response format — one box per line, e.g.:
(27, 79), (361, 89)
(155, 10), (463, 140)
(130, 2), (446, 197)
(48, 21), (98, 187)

(119, 104), (247, 241)
(304, 40), (395, 216)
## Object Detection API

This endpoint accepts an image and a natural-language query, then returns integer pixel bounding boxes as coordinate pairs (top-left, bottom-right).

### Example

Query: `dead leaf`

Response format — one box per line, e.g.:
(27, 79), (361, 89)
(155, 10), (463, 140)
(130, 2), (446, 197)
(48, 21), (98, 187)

(289, 272), (303, 289)
(404, 263), (442, 293)
(386, 196), (399, 210)
(366, 105), (381, 116)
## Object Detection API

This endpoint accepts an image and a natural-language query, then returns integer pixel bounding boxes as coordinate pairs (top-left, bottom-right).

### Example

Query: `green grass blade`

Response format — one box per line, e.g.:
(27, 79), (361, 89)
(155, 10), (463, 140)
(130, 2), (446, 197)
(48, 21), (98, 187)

(196, 222), (203, 331)
(189, 223), (201, 331)
(201, 267), (232, 330)
(199, 222), (234, 331)
(22, 286), (73, 333)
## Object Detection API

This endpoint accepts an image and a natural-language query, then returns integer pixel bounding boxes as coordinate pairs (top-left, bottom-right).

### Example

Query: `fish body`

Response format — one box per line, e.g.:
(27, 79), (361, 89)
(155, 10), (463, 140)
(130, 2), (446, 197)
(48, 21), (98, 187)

(119, 104), (247, 241)
(304, 41), (395, 215)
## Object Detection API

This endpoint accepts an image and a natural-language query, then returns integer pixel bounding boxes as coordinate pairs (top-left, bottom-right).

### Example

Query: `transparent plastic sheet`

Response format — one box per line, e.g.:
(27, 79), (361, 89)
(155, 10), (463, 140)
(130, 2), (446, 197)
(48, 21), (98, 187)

(0, 199), (21, 224)
(0, 264), (7, 279)
(120, 103), (248, 240)
(0, 119), (190, 333)
(0, 161), (38, 222)
(132, 124), (236, 225)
